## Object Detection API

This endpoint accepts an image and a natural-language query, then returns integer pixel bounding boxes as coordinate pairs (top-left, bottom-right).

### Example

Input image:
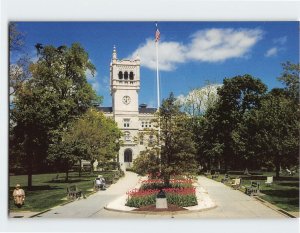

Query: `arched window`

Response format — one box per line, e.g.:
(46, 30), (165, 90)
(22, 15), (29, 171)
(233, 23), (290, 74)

(124, 71), (128, 80)
(124, 149), (132, 162)
(149, 135), (154, 145)
(118, 71), (123, 79)
(129, 71), (134, 80)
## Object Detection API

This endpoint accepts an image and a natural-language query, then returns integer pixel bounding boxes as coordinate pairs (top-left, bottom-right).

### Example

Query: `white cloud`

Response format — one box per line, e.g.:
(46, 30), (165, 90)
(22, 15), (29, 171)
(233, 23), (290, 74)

(186, 28), (263, 62)
(273, 36), (287, 45)
(129, 28), (263, 71)
(85, 69), (97, 81)
(129, 39), (186, 71)
(265, 47), (278, 57)
(92, 81), (100, 92)
(265, 36), (287, 58)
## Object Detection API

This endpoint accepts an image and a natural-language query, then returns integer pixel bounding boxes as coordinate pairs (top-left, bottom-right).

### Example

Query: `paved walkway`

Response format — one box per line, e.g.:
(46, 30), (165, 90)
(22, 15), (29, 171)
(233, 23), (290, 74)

(35, 171), (140, 218)
(31, 173), (285, 218)
(173, 176), (286, 218)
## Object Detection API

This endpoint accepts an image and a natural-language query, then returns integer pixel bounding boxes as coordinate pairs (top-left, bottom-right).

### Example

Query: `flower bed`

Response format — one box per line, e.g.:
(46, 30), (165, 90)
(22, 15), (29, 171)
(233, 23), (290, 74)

(126, 179), (198, 208)
(140, 178), (194, 190)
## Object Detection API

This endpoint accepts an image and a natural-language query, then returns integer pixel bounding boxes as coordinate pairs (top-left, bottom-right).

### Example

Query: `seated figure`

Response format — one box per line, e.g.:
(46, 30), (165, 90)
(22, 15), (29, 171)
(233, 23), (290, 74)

(13, 184), (25, 208)
(94, 177), (106, 190)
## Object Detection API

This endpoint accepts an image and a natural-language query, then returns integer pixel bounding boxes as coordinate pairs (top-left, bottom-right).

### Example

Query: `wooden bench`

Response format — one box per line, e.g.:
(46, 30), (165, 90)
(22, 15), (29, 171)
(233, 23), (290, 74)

(67, 185), (82, 200)
(221, 174), (230, 183)
(265, 176), (273, 186)
(231, 178), (241, 189)
(204, 170), (211, 177)
(245, 181), (260, 196)
(212, 172), (220, 179)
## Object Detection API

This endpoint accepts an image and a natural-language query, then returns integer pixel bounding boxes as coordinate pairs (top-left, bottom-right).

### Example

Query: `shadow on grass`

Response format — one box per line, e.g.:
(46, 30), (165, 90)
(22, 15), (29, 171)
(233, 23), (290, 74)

(277, 182), (299, 187)
(10, 185), (63, 191)
(262, 189), (299, 198)
(240, 176), (299, 182)
(47, 179), (91, 184)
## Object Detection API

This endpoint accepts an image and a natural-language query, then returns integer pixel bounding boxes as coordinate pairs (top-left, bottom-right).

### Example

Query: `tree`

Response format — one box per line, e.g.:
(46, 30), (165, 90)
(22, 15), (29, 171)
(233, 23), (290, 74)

(10, 43), (98, 188)
(10, 55), (32, 96)
(251, 88), (299, 177)
(159, 93), (197, 186)
(178, 83), (222, 170)
(201, 75), (267, 172)
(48, 108), (121, 179)
(9, 23), (31, 97)
(132, 148), (160, 176)
(178, 82), (221, 117)
(277, 61), (299, 102)
(9, 22), (24, 51)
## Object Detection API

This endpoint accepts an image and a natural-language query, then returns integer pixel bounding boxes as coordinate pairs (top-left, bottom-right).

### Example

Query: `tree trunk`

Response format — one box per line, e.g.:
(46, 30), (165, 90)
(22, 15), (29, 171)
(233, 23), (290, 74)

(27, 170), (32, 190)
(224, 159), (228, 173)
(78, 160), (82, 177)
(275, 160), (280, 178)
(90, 160), (95, 175)
(163, 173), (170, 187)
(25, 134), (33, 190)
(65, 169), (69, 182)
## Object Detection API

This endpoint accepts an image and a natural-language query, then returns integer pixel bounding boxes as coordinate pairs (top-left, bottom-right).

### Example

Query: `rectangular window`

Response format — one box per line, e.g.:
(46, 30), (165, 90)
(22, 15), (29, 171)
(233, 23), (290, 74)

(124, 119), (130, 128)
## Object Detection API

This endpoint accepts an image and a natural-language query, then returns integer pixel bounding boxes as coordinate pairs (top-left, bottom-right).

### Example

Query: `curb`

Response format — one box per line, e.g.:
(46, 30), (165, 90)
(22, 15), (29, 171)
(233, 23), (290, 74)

(104, 204), (218, 215)
(254, 196), (297, 218)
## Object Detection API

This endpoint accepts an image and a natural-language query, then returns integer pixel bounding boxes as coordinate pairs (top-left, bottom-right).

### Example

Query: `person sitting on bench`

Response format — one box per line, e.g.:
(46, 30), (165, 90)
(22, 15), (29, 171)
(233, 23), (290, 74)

(13, 184), (25, 208)
(95, 177), (106, 190)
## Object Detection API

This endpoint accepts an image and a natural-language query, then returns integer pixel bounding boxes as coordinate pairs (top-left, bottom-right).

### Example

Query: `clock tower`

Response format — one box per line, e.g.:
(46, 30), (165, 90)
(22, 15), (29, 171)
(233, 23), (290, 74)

(109, 46), (141, 167)
(110, 46), (140, 114)
(99, 46), (156, 170)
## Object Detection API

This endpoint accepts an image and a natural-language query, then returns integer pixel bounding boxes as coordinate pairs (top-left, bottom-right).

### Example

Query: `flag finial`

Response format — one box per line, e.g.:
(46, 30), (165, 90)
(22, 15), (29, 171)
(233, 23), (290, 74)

(112, 45), (117, 60)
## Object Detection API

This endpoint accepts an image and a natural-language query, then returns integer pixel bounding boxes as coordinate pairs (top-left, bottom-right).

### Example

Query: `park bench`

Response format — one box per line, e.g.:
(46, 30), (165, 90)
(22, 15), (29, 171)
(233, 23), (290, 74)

(204, 170), (211, 177)
(231, 178), (241, 189)
(212, 171), (220, 179)
(245, 181), (260, 196)
(221, 174), (230, 183)
(265, 176), (273, 186)
(67, 185), (82, 200)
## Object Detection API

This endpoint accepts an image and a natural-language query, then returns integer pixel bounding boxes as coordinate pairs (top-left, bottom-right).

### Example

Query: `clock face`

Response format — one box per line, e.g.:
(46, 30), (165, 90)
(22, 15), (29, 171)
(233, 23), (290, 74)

(122, 96), (131, 105)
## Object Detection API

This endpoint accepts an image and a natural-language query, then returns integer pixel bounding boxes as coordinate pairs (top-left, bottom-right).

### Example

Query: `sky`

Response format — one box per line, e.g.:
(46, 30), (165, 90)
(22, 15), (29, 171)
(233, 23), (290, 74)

(12, 21), (299, 107)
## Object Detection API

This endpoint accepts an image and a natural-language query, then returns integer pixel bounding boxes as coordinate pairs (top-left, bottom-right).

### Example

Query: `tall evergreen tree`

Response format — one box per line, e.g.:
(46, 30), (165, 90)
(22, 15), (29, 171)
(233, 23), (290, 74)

(159, 93), (197, 186)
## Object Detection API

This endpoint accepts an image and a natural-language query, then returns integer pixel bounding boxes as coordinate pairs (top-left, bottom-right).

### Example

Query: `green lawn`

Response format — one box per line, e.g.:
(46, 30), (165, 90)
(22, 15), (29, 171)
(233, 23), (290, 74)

(9, 171), (122, 212)
(209, 172), (299, 212)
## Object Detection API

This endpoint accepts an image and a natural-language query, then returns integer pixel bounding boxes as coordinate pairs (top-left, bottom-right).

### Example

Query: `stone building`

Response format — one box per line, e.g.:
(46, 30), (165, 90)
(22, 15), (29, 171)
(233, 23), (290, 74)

(98, 47), (157, 171)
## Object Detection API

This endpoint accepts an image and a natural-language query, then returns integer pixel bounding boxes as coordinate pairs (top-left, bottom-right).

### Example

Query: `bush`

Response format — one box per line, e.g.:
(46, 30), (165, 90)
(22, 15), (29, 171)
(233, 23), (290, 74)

(166, 193), (197, 207)
(126, 194), (156, 208)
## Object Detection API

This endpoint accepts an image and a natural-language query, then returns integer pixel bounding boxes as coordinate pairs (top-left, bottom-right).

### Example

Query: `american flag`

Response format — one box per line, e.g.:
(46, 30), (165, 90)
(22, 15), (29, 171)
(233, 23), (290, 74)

(155, 25), (160, 42)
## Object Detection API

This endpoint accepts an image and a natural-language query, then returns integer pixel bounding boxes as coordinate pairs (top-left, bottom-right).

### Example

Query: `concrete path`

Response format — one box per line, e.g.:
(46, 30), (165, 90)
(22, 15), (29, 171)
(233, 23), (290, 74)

(35, 174), (286, 218)
(92, 176), (287, 219)
(35, 171), (140, 218)
(173, 176), (286, 218)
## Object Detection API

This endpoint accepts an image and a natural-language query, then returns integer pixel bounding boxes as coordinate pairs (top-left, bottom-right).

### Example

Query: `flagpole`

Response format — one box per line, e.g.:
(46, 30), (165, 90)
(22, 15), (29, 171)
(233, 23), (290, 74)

(156, 33), (160, 108)
(155, 23), (161, 173)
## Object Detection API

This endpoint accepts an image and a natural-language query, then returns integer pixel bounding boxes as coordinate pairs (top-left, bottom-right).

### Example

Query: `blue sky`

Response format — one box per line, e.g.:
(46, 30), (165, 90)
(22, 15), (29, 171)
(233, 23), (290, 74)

(12, 22), (299, 107)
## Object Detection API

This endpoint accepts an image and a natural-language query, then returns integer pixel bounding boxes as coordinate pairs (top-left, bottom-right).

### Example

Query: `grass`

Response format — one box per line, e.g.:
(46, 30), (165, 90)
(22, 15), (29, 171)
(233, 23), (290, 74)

(9, 171), (122, 212)
(208, 172), (299, 212)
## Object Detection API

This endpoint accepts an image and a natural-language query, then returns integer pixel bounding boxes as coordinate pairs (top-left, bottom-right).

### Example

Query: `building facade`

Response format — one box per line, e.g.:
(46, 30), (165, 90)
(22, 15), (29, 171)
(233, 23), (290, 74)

(99, 47), (157, 171)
